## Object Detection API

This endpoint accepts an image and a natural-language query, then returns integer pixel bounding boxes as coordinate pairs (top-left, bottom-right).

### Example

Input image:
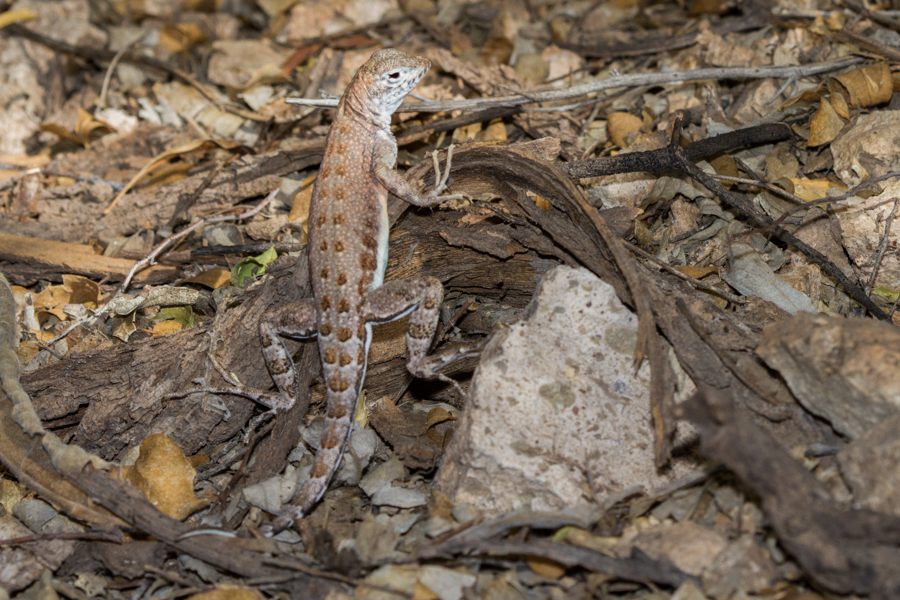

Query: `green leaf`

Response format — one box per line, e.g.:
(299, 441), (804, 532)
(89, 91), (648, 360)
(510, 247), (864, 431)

(156, 306), (195, 328)
(872, 286), (900, 302)
(230, 245), (278, 287)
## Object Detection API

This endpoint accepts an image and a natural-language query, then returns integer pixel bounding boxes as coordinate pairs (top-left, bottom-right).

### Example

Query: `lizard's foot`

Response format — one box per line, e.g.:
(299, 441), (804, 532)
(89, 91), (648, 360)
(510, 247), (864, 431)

(163, 348), (293, 414)
(409, 339), (487, 395)
(260, 505), (304, 537)
(429, 144), (466, 202)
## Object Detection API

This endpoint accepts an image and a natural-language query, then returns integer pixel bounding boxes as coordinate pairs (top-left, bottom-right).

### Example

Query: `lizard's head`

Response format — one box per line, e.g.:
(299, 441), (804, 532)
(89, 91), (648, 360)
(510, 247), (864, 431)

(358, 48), (431, 117)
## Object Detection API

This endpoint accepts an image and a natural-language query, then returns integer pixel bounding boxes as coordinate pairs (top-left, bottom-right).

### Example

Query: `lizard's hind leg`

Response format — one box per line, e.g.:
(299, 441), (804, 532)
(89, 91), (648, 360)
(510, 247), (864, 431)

(362, 277), (481, 386)
(166, 299), (317, 417)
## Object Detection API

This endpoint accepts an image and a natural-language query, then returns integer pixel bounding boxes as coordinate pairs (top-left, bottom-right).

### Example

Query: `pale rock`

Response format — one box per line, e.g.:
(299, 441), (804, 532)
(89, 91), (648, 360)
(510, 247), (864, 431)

(832, 111), (900, 186)
(436, 266), (699, 517)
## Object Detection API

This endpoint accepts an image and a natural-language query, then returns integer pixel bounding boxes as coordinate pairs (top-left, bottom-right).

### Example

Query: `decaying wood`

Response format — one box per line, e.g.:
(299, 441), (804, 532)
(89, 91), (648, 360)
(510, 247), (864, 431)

(0, 232), (176, 286)
(682, 387), (900, 599)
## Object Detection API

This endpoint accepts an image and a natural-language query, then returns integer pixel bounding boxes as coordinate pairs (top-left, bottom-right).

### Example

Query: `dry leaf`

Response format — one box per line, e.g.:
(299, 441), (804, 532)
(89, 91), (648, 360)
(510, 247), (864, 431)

(452, 123), (483, 143)
(104, 138), (248, 214)
(828, 85), (850, 119)
(149, 320), (182, 335)
(607, 112), (643, 148)
(787, 178), (843, 201)
(527, 555), (567, 578)
(412, 581), (440, 600)
(183, 268), (232, 289)
(425, 407), (456, 430)
(832, 62), (892, 107)
(0, 8), (38, 30)
(781, 89), (822, 109)
(159, 23), (207, 53)
(235, 63), (292, 92)
(808, 98), (844, 147)
(288, 174), (316, 223)
(0, 154), (50, 182)
(62, 274), (100, 307)
(527, 191), (552, 211)
(123, 434), (209, 520)
(40, 109), (116, 147)
(482, 119), (508, 143)
(675, 265), (719, 279)
(709, 154), (739, 189)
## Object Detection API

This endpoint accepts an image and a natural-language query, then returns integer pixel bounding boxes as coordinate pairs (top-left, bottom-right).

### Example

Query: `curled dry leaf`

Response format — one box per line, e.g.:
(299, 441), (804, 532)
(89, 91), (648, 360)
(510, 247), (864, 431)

(0, 8), (38, 30)
(826, 80), (851, 118)
(832, 61), (892, 108)
(123, 433), (209, 521)
(807, 97), (844, 147)
(39, 109), (116, 147)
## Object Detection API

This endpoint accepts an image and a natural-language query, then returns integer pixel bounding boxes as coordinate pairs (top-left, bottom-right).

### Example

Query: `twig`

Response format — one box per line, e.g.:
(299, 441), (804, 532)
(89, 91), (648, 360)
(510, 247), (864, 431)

(624, 240), (747, 304)
(865, 198), (899, 295)
(711, 174), (808, 208)
(840, 0), (900, 33)
(662, 117), (891, 320)
(0, 529), (124, 547)
(98, 35), (143, 111)
(287, 57), (865, 113)
(47, 190), (278, 345)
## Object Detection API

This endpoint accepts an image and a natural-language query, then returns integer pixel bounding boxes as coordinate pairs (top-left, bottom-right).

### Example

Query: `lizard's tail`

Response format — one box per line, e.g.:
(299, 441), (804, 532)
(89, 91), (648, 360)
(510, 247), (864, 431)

(262, 383), (359, 536)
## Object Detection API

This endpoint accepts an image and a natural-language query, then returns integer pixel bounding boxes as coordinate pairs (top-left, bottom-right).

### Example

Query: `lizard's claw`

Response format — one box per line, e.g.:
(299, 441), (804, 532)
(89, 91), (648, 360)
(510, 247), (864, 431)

(430, 144), (465, 202)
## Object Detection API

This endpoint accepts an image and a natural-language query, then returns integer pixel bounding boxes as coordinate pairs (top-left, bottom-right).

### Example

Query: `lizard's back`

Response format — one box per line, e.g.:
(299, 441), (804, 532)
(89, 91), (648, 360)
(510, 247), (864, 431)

(297, 49), (430, 513)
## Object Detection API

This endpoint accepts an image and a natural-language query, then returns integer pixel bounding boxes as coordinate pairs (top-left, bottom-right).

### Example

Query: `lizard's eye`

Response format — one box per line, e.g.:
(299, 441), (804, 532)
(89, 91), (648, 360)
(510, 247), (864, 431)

(386, 71), (402, 84)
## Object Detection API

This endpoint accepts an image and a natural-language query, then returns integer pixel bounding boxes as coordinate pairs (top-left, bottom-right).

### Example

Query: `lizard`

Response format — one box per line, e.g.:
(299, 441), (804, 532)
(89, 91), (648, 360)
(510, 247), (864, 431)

(192, 48), (479, 535)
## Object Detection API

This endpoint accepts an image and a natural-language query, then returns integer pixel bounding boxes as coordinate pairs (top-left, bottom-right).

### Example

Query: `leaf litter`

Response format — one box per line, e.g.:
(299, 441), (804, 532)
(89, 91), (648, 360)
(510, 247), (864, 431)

(1, 0), (900, 598)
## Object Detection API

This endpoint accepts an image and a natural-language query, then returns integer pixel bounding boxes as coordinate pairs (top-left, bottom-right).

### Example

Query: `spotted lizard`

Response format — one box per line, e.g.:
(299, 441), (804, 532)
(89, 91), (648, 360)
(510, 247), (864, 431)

(200, 49), (478, 535)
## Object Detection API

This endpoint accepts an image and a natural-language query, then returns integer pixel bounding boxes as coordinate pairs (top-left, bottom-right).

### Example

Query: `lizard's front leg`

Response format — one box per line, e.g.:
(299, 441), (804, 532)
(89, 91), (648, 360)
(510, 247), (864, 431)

(374, 144), (465, 208)
(362, 277), (480, 381)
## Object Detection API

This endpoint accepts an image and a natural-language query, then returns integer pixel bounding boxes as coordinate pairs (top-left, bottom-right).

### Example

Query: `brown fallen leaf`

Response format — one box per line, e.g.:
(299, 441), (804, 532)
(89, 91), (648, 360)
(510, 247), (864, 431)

(123, 434), (209, 521)
(159, 22), (207, 53)
(40, 109), (116, 147)
(183, 268), (233, 289)
(185, 588), (262, 600)
(607, 112), (643, 149)
(807, 97), (844, 147)
(832, 61), (892, 108)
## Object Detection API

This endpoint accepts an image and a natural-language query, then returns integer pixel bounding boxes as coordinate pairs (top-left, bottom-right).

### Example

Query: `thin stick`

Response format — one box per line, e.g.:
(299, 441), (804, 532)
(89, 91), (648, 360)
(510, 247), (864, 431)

(866, 198), (899, 295)
(98, 36), (142, 110)
(47, 190), (278, 345)
(287, 57), (865, 113)
(624, 240), (746, 304)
